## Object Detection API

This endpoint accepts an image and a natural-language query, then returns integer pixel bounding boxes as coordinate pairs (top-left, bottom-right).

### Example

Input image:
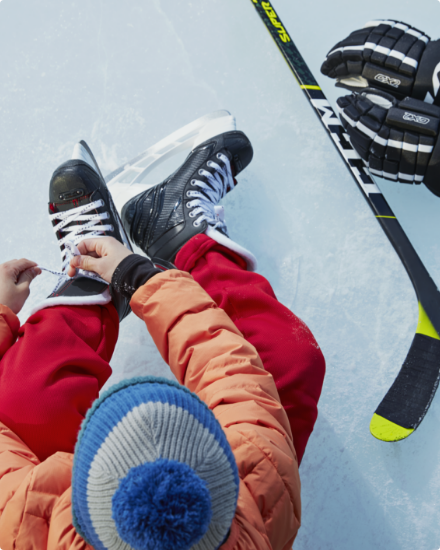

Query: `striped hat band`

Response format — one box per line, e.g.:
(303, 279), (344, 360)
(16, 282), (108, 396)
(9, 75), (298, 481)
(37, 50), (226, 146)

(71, 376), (239, 550)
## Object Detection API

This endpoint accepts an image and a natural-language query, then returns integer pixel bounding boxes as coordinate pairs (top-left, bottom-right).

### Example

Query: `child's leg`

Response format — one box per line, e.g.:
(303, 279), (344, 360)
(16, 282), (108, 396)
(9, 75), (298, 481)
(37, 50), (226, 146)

(0, 303), (119, 462)
(175, 233), (325, 464)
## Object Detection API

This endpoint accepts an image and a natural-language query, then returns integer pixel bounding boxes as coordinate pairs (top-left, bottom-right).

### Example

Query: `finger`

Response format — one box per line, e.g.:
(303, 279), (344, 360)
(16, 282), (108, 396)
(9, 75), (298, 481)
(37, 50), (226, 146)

(9, 258), (38, 273)
(399, 131), (418, 182)
(76, 237), (117, 258)
(416, 135), (434, 182)
(73, 247), (99, 259)
(2, 259), (38, 283)
(370, 126), (390, 158)
(70, 254), (97, 273)
(16, 267), (39, 287)
(66, 264), (77, 278)
(76, 239), (104, 257)
(324, 30), (370, 78)
(339, 30), (370, 64)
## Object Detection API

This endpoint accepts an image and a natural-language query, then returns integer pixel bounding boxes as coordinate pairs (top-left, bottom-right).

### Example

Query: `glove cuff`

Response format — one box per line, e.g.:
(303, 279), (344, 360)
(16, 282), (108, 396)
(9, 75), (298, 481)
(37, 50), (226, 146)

(423, 133), (440, 196)
(110, 254), (162, 301)
(413, 39), (440, 105)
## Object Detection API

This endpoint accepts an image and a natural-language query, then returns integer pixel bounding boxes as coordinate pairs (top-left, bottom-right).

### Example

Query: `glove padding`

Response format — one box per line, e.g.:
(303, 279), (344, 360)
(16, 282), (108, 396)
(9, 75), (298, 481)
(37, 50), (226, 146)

(321, 20), (440, 105)
(337, 89), (440, 196)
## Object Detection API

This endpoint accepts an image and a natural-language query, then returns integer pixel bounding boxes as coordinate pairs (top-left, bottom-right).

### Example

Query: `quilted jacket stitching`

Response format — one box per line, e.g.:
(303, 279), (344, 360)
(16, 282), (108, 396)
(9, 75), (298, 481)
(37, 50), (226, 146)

(11, 465), (35, 547)
(235, 430), (296, 519)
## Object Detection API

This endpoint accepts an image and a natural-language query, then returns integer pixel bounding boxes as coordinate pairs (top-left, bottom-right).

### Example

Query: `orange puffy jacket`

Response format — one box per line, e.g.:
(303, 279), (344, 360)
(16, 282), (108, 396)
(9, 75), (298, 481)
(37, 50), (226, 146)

(0, 270), (301, 550)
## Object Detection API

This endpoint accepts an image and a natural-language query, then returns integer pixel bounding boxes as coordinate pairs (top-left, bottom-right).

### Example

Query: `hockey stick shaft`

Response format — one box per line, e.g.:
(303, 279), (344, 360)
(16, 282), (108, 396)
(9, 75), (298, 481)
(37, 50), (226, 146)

(250, 0), (440, 440)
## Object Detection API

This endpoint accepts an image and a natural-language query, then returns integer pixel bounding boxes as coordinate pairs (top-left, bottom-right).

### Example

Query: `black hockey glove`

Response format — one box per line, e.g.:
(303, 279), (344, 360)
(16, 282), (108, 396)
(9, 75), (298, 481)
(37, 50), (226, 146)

(321, 20), (440, 104)
(336, 88), (440, 196)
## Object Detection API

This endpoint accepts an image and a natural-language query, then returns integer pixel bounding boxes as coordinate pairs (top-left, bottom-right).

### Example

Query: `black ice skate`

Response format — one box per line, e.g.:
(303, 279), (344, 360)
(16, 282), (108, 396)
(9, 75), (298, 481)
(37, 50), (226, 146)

(31, 141), (133, 320)
(120, 130), (256, 268)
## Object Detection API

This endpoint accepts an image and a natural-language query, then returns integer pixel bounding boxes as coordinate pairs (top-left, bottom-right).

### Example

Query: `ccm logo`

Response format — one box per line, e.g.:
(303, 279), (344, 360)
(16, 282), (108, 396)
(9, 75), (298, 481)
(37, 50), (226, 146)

(403, 112), (430, 125)
(374, 74), (401, 88)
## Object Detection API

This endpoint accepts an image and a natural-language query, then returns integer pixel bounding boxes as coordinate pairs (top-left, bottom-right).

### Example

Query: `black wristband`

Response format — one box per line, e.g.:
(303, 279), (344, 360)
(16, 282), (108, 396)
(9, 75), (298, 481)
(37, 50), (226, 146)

(110, 254), (162, 301)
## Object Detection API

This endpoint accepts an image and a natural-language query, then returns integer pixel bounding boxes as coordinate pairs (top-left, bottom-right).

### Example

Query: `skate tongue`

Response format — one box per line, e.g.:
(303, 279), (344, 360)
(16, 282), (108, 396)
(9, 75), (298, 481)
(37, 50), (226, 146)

(49, 192), (94, 213)
(209, 205), (229, 236)
(214, 205), (225, 224)
(71, 142), (100, 174)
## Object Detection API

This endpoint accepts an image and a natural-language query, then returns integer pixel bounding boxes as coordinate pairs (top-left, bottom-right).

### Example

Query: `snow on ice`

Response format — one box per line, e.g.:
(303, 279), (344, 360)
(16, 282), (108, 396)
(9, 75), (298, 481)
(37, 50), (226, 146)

(1, 0), (440, 548)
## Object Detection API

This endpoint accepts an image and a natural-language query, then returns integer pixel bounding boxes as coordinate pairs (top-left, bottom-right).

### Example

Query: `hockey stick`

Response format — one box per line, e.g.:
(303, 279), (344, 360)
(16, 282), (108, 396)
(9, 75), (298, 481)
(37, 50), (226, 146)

(250, 0), (440, 441)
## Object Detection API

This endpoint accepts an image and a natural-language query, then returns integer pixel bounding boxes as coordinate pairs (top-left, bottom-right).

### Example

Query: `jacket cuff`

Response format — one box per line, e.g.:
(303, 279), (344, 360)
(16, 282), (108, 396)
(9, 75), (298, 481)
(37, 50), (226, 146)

(110, 254), (162, 301)
(0, 305), (20, 359)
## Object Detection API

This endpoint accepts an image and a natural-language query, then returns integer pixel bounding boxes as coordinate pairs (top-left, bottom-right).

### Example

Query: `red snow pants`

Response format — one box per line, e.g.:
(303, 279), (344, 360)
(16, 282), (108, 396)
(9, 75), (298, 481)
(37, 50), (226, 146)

(0, 235), (325, 465)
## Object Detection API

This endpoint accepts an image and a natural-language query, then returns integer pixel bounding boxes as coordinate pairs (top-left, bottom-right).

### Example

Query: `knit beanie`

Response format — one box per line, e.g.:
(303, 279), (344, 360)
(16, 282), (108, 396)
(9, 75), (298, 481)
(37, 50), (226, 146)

(71, 376), (239, 550)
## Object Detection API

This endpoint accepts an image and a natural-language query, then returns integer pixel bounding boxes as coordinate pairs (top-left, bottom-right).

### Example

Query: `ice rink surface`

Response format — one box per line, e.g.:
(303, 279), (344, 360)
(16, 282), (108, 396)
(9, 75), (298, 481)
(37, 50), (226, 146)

(1, 0), (440, 548)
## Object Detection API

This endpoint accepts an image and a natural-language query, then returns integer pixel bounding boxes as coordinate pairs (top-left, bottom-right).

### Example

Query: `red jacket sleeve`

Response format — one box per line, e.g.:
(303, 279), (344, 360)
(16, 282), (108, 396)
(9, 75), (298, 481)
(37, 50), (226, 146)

(0, 305), (20, 359)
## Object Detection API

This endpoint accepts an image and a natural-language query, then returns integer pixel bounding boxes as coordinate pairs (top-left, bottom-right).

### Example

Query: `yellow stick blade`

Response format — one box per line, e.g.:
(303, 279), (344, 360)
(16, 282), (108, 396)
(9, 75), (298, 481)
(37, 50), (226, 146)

(416, 302), (440, 339)
(370, 414), (414, 441)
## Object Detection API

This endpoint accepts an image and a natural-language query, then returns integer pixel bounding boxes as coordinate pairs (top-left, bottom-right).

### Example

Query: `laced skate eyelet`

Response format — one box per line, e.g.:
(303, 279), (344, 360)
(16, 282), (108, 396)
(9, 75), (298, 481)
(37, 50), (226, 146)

(189, 212), (194, 218)
(198, 169), (204, 175)
(217, 153), (222, 159)
(191, 179), (196, 185)
(186, 191), (192, 197)
(193, 221), (200, 227)
(186, 201), (192, 208)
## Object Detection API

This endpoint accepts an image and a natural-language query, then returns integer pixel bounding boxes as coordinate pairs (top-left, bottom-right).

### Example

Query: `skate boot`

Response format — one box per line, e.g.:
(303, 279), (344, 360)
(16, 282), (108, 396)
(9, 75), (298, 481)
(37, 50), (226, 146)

(121, 131), (257, 269)
(31, 141), (133, 320)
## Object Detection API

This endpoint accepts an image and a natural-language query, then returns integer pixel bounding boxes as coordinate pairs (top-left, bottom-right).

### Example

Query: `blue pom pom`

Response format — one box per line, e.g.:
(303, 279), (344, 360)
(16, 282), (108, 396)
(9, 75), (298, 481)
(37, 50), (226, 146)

(112, 459), (212, 550)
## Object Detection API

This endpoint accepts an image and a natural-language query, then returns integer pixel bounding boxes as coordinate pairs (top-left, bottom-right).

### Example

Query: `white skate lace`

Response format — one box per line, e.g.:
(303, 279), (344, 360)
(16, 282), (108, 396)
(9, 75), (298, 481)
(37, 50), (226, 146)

(186, 152), (235, 236)
(36, 199), (112, 285)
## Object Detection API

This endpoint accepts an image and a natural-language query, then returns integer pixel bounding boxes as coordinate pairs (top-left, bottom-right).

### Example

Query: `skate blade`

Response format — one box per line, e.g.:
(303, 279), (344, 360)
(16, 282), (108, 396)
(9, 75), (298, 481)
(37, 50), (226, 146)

(106, 110), (236, 215)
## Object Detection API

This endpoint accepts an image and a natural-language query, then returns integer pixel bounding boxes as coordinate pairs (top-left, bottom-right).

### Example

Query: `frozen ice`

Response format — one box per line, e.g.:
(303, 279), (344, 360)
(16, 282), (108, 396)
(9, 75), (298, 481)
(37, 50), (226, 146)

(2, 0), (440, 549)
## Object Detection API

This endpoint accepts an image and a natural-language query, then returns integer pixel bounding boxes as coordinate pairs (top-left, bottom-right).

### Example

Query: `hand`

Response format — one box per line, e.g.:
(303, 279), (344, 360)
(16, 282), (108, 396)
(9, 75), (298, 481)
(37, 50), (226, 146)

(67, 237), (133, 283)
(336, 89), (440, 195)
(0, 259), (41, 314)
(321, 20), (439, 103)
